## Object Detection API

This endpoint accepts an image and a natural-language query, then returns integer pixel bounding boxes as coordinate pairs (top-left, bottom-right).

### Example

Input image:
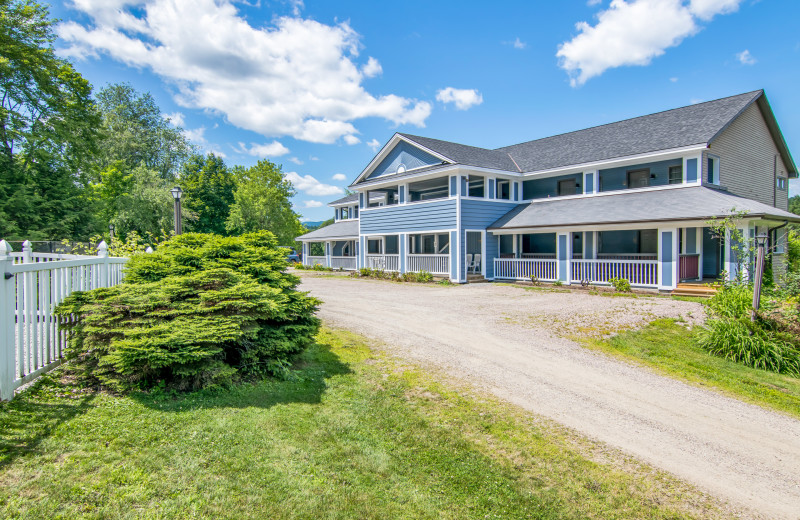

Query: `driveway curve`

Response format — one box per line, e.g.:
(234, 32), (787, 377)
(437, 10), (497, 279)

(300, 274), (800, 519)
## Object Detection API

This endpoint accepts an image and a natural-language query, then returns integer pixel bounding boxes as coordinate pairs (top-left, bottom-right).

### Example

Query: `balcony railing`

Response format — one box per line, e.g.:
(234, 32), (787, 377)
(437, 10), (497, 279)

(407, 254), (449, 274)
(365, 254), (400, 272)
(494, 258), (557, 281)
(330, 256), (357, 270)
(571, 259), (658, 287)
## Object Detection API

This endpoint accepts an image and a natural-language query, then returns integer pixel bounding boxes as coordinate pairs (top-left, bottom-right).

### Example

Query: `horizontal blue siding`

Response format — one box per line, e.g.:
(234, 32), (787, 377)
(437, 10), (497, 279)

(360, 199), (457, 234)
(461, 199), (517, 279)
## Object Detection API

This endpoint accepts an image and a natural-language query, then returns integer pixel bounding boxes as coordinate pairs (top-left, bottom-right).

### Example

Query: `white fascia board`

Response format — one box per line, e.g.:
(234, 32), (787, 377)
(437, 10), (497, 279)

(488, 219), (716, 235)
(517, 144), (709, 179)
(329, 200), (358, 208)
(352, 134), (456, 185)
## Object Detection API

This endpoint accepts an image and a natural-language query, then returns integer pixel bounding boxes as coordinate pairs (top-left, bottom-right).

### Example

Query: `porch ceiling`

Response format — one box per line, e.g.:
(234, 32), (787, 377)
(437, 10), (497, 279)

(488, 186), (800, 232)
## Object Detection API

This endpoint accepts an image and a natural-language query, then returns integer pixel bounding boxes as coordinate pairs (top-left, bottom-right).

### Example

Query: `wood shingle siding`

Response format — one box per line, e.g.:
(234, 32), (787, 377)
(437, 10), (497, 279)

(707, 103), (789, 210)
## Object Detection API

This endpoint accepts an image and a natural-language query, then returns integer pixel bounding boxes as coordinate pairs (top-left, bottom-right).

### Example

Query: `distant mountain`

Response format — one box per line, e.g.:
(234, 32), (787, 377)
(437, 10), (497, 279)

(302, 220), (325, 229)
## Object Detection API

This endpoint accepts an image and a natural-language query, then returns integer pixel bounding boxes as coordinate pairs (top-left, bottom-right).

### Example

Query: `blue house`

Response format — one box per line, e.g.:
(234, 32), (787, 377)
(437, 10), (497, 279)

(298, 90), (800, 291)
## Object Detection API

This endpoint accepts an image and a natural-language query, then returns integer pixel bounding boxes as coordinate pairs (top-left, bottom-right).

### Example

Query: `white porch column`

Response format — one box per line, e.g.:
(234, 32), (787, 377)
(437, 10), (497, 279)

(658, 228), (679, 290)
(512, 233), (518, 258)
(556, 233), (571, 284)
(696, 227), (703, 281)
(325, 241), (331, 268)
(302, 242), (309, 265)
(399, 233), (407, 273)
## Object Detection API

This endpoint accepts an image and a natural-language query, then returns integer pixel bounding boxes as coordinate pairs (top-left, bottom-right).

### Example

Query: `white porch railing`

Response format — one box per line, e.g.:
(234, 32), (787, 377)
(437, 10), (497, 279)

(365, 254), (400, 271)
(1, 240), (128, 400)
(571, 259), (658, 287)
(306, 256), (327, 267)
(494, 258), (557, 281)
(407, 254), (449, 274)
(330, 256), (357, 270)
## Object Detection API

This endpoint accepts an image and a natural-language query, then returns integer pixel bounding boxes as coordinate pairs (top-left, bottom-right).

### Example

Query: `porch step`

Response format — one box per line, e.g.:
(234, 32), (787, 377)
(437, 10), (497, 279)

(467, 274), (488, 283)
(671, 283), (718, 298)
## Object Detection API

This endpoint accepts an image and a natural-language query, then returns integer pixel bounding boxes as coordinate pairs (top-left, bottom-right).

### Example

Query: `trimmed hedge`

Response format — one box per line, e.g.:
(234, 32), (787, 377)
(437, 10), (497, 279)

(56, 232), (320, 391)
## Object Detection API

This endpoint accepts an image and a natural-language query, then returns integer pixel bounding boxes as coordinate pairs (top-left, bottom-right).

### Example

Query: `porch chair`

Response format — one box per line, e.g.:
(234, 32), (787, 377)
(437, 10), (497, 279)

(472, 254), (481, 274)
(465, 254), (474, 273)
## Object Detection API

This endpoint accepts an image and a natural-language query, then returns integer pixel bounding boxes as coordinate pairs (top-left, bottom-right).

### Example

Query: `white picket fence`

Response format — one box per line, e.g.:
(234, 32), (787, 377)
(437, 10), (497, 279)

(0, 240), (129, 400)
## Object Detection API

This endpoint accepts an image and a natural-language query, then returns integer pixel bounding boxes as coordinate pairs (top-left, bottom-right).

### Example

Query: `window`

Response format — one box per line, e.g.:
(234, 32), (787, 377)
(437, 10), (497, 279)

(497, 179), (511, 200)
(557, 178), (577, 196)
(353, 206), (358, 218)
(707, 156), (720, 185)
(627, 169), (650, 189)
(340, 207), (349, 219)
(367, 239), (382, 254)
(467, 175), (485, 197)
(777, 177), (787, 190)
(668, 165), (683, 184)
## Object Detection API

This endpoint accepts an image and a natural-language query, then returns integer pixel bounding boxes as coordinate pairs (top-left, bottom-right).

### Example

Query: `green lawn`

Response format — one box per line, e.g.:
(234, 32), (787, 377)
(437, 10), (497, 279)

(0, 328), (729, 519)
(582, 319), (800, 419)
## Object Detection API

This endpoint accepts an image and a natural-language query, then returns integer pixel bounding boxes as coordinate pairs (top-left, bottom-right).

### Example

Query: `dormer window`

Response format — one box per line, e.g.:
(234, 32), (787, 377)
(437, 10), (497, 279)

(341, 207), (349, 220)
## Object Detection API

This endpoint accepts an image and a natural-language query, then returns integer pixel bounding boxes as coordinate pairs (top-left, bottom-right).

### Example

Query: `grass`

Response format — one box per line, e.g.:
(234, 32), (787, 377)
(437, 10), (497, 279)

(0, 328), (731, 519)
(581, 319), (800, 419)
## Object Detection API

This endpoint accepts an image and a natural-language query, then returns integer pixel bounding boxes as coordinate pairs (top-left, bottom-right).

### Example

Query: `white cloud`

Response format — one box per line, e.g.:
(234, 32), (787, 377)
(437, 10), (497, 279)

(164, 111), (185, 127)
(183, 126), (207, 143)
(557, 0), (744, 86)
(588, 0), (603, 5)
(503, 37), (526, 49)
(288, 157), (303, 165)
(670, 76), (678, 82)
(332, 173), (347, 181)
(362, 57), (382, 77)
(690, 97), (704, 104)
(688, 0), (741, 20)
(435, 87), (484, 110)
(343, 134), (361, 145)
(309, 156), (320, 161)
(285, 171), (343, 196)
(302, 200), (324, 208)
(366, 138), (381, 152)
(58, 1), (432, 144)
(234, 141), (290, 157)
(736, 49), (756, 65)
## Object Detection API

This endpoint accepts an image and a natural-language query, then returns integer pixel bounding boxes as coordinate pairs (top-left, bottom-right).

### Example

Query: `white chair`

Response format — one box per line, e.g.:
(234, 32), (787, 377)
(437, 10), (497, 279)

(472, 254), (482, 274)
(465, 254), (473, 274)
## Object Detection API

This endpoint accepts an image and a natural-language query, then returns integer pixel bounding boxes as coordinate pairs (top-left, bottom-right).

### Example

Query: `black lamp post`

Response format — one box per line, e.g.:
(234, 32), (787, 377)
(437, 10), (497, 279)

(751, 233), (769, 322)
(170, 186), (183, 235)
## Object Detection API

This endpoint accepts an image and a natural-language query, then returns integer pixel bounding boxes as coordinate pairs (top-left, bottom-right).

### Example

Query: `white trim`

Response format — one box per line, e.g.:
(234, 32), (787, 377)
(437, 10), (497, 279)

(519, 181), (697, 205)
(489, 219), (717, 235)
(456, 175), (462, 282)
(353, 134), (454, 185)
(359, 196), (455, 212)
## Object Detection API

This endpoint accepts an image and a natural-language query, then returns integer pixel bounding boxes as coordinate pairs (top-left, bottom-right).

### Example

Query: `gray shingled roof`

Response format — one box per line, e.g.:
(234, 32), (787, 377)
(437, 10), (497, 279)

(329, 193), (358, 206)
(489, 186), (800, 230)
(297, 220), (358, 241)
(398, 134), (520, 171)
(495, 91), (764, 172)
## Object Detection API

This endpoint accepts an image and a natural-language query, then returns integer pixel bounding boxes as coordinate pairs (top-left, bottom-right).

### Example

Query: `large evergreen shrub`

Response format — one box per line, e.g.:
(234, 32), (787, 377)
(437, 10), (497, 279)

(56, 232), (320, 391)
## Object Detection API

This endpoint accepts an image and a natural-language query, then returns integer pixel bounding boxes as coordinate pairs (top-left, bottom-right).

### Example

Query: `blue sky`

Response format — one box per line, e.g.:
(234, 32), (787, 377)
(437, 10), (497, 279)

(46, 0), (800, 221)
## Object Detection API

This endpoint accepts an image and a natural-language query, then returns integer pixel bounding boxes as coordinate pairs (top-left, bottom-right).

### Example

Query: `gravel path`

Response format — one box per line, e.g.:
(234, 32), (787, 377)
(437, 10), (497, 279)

(300, 274), (800, 519)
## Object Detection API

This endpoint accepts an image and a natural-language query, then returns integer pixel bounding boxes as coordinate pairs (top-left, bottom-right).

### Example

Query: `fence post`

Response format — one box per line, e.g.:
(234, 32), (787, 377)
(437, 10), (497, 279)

(0, 240), (16, 400)
(97, 240), (109, 288)
(22, 240), (32, 264)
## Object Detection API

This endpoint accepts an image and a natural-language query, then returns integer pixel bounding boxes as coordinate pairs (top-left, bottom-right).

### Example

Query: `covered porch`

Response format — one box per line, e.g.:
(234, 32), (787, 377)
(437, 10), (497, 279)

(361, 232), (452, 275)
(492, 227), (706, 290)
(296, 220), (359, 270)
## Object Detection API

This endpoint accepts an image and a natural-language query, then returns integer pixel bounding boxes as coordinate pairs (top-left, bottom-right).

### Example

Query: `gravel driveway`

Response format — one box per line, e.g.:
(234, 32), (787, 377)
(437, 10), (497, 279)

(300, 274), (800, 519)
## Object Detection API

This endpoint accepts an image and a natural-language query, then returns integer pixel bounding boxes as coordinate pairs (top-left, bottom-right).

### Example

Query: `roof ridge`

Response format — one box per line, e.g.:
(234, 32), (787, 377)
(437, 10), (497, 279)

(495, 90), (763, 152)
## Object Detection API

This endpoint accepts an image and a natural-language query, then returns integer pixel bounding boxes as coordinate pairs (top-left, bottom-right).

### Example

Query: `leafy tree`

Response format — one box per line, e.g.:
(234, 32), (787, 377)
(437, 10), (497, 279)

(112, 165), (175, 239)
(790, 195), (800, 216)
(182, 153), (235, 235)
(225, 159), (306, 243)
(94, 83), (191, 180)
(0, 0), (102, 239)
(57, 232), (320, 391)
